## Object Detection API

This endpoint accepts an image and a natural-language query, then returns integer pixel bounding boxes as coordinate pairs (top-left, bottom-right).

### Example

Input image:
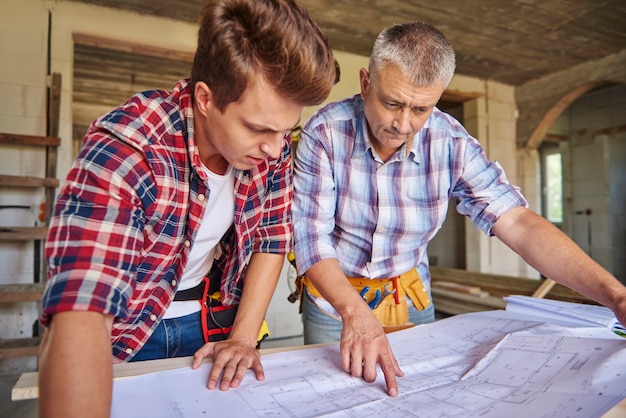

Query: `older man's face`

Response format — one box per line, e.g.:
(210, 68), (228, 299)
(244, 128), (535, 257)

(360, 64), (445, 161)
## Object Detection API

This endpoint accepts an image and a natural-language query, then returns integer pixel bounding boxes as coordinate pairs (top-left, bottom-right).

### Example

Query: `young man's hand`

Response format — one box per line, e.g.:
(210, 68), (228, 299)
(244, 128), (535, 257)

(192, 338), (264, 390)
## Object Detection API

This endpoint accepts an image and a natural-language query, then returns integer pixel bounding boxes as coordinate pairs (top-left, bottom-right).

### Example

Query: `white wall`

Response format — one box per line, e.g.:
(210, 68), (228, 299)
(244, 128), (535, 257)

(301, 50), (369, 123)
(450, 78), (538, 278)
(0, 0), (51, 375)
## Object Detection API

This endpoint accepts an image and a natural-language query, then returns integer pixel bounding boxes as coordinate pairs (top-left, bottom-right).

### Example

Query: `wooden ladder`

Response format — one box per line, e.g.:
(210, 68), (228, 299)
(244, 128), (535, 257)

(0, 73), (61, 361)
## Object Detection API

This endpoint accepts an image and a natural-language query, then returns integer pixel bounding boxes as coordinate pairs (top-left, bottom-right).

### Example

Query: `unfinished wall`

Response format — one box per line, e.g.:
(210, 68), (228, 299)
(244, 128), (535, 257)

(608, 134), (626, 283)
(450, 77), (539, 278)
(0, 0), (50, 375)
(549, 84), (626, 283)
(516, 49), (626, 150)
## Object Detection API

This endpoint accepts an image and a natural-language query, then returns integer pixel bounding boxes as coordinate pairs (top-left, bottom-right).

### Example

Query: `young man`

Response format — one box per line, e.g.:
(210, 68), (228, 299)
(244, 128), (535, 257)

(292, 21), (626, 398)
(38, 0), (337, 416)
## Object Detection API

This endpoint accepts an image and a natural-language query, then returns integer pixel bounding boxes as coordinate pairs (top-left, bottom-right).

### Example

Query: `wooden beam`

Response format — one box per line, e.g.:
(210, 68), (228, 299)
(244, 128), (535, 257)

(45, 73), (62, 226)
(431, 287), (506, 309)
(543, 133), (568, 142)
(0, 175), (59, 188)
(430, 266), (595, 304)
(0, 338), (40, 360)
(73, 32), (194, 62)
(0, 133), (60, 147)
(0, 227), (48, 241)
(531, 278), (557, 298)
(441, 89), (483, 103)
(594, 124), (626, 136)
(0, 284), (46, 303)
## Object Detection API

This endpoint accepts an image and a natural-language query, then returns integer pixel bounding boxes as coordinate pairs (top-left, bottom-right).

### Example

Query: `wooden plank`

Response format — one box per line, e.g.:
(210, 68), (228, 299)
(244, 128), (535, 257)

(431, 288), (506, 309)
(0, 227), (48, 241)
(430, 266), (595, 305)
(73, 33), (194, 62)
(431, 281), (484, 295)
(0, 133), (60, 147)
(47, 73), (61, 138)
(0, 283), (46, 303)
(531, 278), (557, 298)
(441, 89), (483, 103)
(45, 73), (61, 226)
(432, 298), (495, 316)
(0, 338), (40, 360)
(0, 174), (58, 188)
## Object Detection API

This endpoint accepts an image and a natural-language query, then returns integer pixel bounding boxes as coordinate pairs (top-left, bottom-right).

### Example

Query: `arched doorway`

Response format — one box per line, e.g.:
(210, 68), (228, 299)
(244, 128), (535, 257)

(536, 83), (626, 284)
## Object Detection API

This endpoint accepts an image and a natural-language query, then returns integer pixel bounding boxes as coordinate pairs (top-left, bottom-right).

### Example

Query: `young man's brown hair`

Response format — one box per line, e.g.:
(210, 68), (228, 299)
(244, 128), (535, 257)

(192, 0), (337, 110)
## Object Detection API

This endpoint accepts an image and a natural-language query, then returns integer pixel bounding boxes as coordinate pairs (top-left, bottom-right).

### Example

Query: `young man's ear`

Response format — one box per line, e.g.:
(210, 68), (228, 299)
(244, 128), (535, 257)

(194, 81), (213, 116)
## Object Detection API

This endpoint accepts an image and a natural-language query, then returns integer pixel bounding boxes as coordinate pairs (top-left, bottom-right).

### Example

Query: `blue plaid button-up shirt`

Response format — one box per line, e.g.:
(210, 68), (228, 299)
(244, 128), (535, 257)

(293, 94), (526, 287)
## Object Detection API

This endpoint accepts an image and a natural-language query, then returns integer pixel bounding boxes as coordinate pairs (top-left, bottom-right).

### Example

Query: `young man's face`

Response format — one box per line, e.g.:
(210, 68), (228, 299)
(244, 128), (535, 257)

(194, 77), (302, 173)
(360, 64), (446, 160)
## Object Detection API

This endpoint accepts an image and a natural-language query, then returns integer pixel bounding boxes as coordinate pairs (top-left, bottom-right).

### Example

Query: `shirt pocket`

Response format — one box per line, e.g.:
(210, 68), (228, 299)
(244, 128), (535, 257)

(400, 189), (451, 243)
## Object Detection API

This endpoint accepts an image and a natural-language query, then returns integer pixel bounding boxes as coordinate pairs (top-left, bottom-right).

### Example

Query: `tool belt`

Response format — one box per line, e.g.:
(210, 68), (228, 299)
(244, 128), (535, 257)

(174, 267), (269, 347)
(301, 268), (431, 330)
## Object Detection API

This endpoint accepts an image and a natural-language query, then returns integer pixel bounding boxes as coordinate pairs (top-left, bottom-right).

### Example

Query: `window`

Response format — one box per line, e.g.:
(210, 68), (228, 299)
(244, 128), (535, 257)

(543, 152), (563, 223)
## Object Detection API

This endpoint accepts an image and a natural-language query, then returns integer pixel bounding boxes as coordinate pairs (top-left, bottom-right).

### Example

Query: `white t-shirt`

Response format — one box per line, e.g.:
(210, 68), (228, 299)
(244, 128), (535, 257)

(163, 164), (235, 319)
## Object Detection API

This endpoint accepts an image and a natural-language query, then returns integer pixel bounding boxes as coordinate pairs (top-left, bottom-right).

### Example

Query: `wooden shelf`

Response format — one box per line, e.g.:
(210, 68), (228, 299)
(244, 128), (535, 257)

(0, 338), (40, 360)
(0, 74), (61, 362)
(0, 226), (48, 241)
(0, 283), (46, 303)
(430, 266), (596, 317)
(0, 174), (59, 188)
(0, 132), (60, 147)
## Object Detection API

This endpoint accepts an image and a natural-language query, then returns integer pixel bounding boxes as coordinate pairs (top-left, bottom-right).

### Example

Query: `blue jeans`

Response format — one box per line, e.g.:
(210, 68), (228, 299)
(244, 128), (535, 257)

(301, 287), (436, 344)
(130, 311), (205, 362)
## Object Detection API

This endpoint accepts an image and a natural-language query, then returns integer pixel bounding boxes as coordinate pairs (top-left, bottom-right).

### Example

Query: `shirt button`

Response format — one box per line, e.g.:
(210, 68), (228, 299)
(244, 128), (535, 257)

(185, 240), (191, 248)
(150, 314), (157, 321)
(172, 279), (178, 287)
(125, 348), (133, 354)
(198, 194), (205, 201)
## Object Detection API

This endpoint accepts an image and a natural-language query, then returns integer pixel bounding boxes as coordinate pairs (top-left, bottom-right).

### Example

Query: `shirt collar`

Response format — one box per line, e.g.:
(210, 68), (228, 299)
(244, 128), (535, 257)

(351, 96), (369, 159)
(177, 78), (210, 183)
(351, 95), (424, 165)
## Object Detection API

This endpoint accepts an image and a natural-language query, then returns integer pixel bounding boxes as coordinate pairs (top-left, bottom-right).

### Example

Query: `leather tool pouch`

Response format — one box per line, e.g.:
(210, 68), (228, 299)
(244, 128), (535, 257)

(200, 267), (238, 344)
(304, 269), (431, 330)
(368, 270), (431, 330)
(334, 277), (408, 328)
(397, 269), (431, 311)
(370, 287), (410, 328)
(173, 266), (238, 344)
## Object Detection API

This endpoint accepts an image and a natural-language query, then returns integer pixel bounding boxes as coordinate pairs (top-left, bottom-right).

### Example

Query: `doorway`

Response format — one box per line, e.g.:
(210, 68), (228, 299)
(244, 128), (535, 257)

(539, 83), (626, 283)
(427, 100), (467, 269)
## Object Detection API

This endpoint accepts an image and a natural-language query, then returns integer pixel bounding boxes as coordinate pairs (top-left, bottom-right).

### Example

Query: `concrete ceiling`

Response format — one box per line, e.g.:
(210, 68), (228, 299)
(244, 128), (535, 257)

(66, 0), (626, 148)
(68, 0), (626, 86)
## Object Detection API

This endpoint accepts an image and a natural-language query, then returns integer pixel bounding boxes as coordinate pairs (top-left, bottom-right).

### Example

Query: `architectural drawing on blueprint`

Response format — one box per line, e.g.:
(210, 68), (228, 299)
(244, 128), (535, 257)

(111, 311), (626, 418)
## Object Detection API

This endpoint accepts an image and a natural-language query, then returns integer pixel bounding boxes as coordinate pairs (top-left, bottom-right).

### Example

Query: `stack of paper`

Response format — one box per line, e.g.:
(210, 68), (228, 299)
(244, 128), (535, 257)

(504, 295), (625, 337)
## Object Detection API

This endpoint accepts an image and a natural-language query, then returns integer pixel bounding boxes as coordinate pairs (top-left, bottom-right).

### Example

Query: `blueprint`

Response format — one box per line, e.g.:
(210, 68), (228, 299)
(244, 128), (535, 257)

(111, 311), (626, 418)
(505, 295), (626, 337)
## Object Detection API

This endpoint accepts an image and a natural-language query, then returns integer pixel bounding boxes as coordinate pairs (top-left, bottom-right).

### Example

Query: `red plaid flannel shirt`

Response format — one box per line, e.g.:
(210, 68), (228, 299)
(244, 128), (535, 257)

(40, 79), (293, 361)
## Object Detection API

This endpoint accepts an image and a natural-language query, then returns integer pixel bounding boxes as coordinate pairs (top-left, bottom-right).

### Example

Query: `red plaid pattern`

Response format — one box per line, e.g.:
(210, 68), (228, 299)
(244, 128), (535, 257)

(41, 79), (293, 361)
